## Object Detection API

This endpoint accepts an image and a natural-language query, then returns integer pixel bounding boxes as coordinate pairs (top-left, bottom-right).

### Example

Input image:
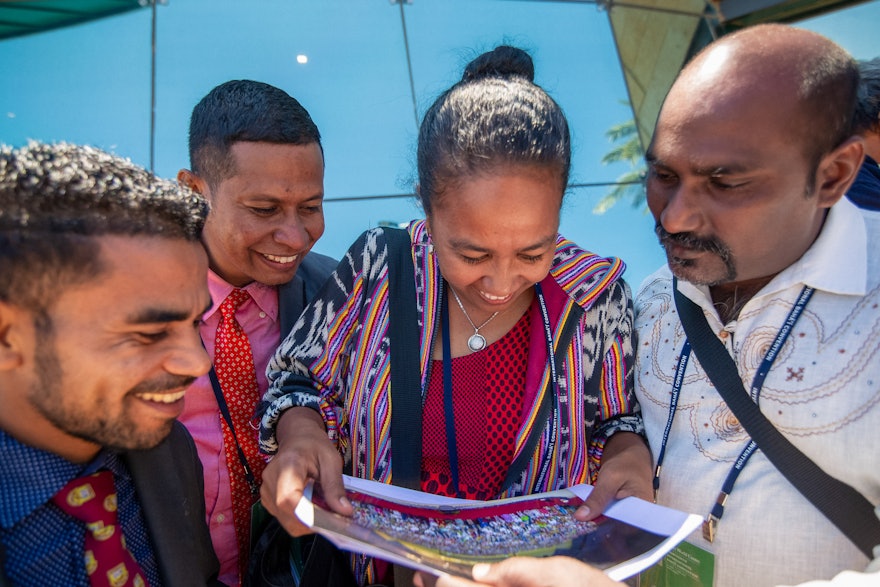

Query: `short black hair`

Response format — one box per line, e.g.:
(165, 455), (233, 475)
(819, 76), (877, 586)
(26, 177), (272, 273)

(188, 80), (321, 188)
(417, 46), (570, 214)
(0, 142), (208, 313)
(853, 57), (880, 136)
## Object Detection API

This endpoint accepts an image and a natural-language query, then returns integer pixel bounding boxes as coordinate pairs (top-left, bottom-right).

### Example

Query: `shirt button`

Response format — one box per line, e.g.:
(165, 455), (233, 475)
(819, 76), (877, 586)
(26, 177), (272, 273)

(718, 330), (729, 340)
(215, 514), (226, 523)
(259, 311), (267, 318)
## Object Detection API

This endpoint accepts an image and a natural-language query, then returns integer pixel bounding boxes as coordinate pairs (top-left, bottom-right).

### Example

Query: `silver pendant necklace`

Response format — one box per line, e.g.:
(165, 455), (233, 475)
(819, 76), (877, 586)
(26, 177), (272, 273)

(448, 285), (499, 352)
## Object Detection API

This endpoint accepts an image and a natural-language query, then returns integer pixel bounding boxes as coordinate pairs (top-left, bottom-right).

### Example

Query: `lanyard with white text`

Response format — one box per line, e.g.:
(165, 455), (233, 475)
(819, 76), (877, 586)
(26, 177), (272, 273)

(441, 282), (557, 496)
(652, 285), (814, 541)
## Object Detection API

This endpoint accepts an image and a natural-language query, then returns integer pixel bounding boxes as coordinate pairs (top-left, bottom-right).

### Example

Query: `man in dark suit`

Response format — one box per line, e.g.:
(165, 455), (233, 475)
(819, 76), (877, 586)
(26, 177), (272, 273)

(0, 142), (221, 586)
(848, 57), (880, 210)
(176, 80), (336, 585)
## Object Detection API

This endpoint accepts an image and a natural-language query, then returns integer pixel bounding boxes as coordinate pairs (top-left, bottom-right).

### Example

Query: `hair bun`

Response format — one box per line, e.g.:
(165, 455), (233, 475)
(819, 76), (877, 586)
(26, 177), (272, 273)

(462, 45), (535, 83)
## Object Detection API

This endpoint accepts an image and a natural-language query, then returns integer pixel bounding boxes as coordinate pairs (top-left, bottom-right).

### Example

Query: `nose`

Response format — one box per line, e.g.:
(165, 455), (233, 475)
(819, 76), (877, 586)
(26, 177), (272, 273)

(653, 181), (705, 236)
(273, 216), (311, 251)
(482, 259), (517, 297)
(166, 331), (212, 379)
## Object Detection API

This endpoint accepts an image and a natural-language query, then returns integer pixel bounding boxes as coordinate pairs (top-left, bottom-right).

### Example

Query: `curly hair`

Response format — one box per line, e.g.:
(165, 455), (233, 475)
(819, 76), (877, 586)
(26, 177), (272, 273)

(0, 142), (208, 312)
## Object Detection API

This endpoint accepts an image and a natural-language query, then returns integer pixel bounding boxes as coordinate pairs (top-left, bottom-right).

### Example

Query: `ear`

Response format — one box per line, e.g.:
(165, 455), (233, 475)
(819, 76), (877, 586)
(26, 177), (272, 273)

(0, 301), (30, 372)
(177, 169), (209, 197)
(813, 136), (864, 209)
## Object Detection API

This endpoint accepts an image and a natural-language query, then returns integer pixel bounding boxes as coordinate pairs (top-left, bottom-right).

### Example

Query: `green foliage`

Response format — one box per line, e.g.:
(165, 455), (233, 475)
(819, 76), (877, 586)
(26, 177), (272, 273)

(595, 114), (647, 214)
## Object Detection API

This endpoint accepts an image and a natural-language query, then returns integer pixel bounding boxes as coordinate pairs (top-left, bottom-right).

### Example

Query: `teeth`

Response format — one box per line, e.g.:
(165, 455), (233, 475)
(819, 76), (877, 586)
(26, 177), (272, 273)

(137, 390), (186, 404)
(264, 253), (299, 264)
(480, 291), (509, 301)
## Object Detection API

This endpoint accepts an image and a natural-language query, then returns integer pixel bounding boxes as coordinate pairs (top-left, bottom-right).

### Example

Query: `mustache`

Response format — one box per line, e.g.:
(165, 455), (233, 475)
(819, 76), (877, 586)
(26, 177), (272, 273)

(129, 375), (196, 395)
(654, 223), (731, 260)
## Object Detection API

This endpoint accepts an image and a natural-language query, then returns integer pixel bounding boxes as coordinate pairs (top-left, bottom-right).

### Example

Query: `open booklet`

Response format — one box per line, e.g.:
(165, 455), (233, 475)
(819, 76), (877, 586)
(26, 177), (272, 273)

(294, 475), (702, 581)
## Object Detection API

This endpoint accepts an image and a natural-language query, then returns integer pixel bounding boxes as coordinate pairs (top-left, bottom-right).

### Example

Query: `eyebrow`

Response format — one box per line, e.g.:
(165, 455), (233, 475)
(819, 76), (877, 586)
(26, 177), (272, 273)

(242, 193), (324, 203)
(645, 153), (751, 176)
(127, 300), (213, 325)
(448, 234), (557, 253)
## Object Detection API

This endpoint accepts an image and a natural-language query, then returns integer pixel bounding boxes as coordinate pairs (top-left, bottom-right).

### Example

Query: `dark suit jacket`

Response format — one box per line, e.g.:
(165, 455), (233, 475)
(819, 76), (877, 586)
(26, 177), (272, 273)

(0, 422), (223, 587)
(276, 251), (338, 341)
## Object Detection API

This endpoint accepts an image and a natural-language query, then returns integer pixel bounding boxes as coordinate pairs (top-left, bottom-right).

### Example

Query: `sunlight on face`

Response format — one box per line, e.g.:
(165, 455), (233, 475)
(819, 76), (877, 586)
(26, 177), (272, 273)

(427, 167), (563, 318)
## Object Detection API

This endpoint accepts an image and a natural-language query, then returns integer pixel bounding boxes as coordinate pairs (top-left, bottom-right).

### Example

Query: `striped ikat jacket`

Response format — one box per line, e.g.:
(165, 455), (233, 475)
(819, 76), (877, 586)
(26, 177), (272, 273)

(260, 220), (644, 496)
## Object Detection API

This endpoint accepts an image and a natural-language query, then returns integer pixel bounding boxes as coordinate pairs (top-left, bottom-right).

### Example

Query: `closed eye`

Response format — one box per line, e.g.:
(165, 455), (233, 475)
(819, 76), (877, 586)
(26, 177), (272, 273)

(710, 176), (748, 190)
(134, 330), (169, 344)
(460, 254), (488, 265)
(248, 206), (278, 216)
(648, 167), (677, 183)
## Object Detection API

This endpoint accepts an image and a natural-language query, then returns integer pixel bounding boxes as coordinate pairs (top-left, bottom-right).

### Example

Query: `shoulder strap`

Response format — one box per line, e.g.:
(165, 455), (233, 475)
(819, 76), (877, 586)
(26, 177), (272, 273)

(500, 304), (583, 493)
(384, 227), (423, 490)
(673, 280), (880, 558)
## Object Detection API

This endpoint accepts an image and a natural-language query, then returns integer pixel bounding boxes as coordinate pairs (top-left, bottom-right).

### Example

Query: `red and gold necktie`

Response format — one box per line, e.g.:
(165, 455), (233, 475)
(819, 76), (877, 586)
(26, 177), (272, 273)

(214, 288), (267, 575)
(52, 470), (149, 587)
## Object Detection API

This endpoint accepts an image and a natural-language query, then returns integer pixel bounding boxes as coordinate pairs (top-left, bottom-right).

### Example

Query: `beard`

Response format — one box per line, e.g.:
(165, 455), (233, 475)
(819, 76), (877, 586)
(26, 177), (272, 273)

(29, 325), (195, 452)
(655, 223), (736, 286)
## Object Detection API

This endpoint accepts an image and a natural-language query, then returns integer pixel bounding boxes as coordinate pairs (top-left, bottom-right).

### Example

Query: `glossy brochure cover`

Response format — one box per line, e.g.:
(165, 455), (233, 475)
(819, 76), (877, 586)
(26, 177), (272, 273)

(294, 475), (702, 581)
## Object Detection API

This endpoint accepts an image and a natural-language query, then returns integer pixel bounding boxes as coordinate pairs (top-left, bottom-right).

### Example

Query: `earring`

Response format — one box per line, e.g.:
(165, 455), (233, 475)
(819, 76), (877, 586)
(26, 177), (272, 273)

(427, 243), (434, 254)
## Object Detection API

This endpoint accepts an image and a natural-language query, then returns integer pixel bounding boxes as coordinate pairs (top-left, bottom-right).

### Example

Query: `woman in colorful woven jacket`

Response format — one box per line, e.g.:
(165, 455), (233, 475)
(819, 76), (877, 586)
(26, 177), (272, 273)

(257, 45), (653, 584)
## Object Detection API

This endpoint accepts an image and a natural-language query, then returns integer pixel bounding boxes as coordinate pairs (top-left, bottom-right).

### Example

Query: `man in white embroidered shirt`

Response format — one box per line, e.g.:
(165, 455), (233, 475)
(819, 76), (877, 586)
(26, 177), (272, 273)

(633, 23), (880, 587)
(417, 21), (880, 587)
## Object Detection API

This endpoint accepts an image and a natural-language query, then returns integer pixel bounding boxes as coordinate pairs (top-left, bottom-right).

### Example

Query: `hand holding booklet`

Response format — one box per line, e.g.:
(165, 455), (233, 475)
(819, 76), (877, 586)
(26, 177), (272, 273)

(294, 475), (701, 581)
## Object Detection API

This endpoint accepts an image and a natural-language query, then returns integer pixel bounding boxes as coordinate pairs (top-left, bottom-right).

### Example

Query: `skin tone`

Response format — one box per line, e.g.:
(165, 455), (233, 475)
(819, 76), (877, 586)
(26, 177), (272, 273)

(414, 557), (621, 587)
(260, 166), (653, 535)
(645, 30), (862, 317)
(178, 140), (325, 288)
(426, 166), (562, 359)
(419, 26), (867, 587)
(0, 236), (212, 463)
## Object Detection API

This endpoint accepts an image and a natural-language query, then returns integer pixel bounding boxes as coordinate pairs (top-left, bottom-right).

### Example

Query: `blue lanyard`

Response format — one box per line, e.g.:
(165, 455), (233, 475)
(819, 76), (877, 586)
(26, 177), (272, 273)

(652, 285), (814, 541)
(441, 282), (557, 497)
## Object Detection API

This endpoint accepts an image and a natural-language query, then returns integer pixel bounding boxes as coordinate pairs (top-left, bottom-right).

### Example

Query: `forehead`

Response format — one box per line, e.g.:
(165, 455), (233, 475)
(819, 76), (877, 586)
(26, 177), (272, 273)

(429, 168), (561, 243)
(220, 141), (324, 195)
(50, 236), (209, 326)
(651, 69), (805, 168)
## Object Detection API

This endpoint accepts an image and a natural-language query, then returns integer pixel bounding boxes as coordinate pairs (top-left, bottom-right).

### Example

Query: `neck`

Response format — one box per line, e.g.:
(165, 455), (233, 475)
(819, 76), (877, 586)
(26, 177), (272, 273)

(709, 274), (776, 324)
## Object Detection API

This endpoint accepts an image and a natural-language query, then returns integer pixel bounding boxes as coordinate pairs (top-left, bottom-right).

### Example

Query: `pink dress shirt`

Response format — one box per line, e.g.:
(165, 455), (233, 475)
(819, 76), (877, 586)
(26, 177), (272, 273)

(179, 270), (281, 587)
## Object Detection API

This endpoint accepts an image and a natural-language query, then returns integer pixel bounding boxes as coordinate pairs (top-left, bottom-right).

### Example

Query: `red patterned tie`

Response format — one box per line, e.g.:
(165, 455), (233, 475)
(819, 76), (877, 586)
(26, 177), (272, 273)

(52, 470), (149, 587)
(214, 288), (267, 576)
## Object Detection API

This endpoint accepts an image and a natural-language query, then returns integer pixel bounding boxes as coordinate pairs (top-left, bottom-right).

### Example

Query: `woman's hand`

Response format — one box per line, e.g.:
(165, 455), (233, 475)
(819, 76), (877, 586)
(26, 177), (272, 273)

(415, 557), (622, 587)
(576, 431), (653, 521)
(259, 407), (354, 536)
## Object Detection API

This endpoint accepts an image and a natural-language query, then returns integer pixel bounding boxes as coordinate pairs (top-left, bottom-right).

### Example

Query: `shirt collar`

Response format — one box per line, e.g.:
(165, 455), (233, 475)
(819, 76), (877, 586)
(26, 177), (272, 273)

(675, 198), (867, 312)
(767, 197), (867, 297)
(0, 430), (121, 528)
(205, 269), (279, 322)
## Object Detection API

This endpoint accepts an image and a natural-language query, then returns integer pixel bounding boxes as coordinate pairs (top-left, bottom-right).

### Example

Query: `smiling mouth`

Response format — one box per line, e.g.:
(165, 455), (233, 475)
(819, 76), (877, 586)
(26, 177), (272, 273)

(479, 290), (513, 303)
(262, 253), (299, 264)
(136, 390), (186, 404)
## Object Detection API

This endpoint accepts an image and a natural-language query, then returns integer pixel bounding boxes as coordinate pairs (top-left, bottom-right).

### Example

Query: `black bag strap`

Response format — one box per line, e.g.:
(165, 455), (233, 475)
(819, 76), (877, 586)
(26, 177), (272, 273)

(673, 280), (880, 558)
(384, 227), (424, 490)
(499, 304), (583, 493)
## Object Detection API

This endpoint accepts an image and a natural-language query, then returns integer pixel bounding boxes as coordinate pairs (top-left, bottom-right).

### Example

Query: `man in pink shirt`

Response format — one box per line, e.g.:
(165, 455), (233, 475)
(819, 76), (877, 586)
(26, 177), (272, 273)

(177, 80), (336, 586)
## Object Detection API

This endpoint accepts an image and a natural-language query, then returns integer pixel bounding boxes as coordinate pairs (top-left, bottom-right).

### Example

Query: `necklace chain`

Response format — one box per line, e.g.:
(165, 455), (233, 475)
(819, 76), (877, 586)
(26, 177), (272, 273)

(448, 285), (499, 352)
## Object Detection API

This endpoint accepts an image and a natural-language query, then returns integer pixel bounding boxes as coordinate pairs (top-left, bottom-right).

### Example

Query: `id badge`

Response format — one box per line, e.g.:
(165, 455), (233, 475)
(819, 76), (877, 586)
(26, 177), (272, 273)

(637, 542), (714, 587)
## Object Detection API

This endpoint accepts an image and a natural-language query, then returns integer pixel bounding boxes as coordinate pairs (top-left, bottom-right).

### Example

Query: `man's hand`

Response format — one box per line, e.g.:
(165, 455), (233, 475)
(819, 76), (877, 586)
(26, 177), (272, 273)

(415, 557), (622, 587)
(576, 432), (653, 521)
(259, 407), (353, 536)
